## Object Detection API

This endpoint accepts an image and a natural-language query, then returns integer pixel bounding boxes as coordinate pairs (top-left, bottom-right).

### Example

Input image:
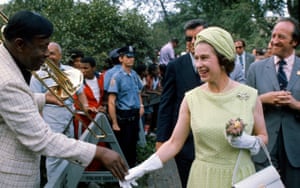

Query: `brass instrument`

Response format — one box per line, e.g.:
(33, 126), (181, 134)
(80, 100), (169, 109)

(1, 10), (106, 139)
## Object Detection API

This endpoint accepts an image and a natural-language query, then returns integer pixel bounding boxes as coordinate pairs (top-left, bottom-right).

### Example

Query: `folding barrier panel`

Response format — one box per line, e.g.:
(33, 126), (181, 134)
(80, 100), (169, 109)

(45, 112), (126, 188)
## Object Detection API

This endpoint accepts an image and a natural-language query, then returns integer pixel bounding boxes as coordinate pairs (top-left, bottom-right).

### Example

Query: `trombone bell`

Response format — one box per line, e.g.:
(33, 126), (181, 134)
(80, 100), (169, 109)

(48, 68), (83, 100)
(40, 59), (83, 101)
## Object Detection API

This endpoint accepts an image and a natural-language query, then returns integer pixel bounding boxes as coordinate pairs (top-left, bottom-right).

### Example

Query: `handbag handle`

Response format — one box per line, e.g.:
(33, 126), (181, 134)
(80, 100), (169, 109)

(232, 137), (272, 185)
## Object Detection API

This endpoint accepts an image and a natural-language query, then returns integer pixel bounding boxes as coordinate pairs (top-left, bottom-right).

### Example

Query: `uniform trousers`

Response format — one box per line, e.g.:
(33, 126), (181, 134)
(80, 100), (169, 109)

(115, 109), (140, 167)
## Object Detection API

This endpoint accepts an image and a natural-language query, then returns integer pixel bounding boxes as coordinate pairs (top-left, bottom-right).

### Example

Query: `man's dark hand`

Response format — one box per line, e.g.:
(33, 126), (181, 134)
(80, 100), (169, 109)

(95, 146), (128, 180)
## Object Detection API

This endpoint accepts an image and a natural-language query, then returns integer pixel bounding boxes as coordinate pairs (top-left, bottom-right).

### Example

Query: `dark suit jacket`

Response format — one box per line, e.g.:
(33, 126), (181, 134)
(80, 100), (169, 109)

(247, 55), (300, 167)
(156, 53), (201, 160)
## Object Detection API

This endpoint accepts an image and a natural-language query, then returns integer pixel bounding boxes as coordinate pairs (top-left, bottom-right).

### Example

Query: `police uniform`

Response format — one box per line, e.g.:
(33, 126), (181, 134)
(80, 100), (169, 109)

(107, 46), (143, 167)
(104, 48), (121, 91)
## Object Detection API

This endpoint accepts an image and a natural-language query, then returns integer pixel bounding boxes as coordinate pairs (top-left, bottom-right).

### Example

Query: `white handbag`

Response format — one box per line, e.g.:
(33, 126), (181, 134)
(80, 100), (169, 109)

(232, 139), (285, 188)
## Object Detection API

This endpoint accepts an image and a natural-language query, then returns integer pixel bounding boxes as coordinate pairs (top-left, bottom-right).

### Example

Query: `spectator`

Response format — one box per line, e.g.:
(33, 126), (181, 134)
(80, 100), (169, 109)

(247, 17), (300, 188)
(67, 48), (84, 69)
(107, 45), (144, 167)
(159, 38), (179, 65)
(234, 39), (255, 79)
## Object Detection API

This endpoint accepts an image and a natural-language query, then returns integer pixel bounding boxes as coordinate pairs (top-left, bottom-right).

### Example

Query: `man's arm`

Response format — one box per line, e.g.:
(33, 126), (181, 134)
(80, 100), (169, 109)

(77, 92), (89, 111)
(108, 93), (120, 131)
(1, 80), (128, 180)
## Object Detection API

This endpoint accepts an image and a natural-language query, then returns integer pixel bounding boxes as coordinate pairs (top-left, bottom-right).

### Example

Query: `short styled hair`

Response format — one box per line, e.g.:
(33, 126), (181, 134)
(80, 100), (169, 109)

(184, 19), (208, 31)
(234, 39), (246, 47)
(3, 10), (53, 41)
(81, 56), (96, 67)
(277, 17), (300, 47)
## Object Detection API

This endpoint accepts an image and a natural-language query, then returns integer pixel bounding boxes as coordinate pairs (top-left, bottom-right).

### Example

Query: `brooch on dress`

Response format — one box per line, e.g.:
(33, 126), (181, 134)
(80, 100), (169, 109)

(236, 92), (249, 101)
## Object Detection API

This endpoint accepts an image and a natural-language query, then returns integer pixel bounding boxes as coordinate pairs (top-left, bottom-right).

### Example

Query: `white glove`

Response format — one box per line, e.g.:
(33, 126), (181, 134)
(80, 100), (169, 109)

(227, 132), (261, 155)
(119, 153), (163, 188)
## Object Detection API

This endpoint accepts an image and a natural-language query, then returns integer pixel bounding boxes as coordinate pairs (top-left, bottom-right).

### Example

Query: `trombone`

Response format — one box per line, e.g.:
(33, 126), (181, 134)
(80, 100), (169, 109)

(1, 10), (106, 139)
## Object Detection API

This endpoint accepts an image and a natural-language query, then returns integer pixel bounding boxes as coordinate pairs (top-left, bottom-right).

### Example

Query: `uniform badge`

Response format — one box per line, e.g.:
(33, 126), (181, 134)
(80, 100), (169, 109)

(110, 78), (116, 87)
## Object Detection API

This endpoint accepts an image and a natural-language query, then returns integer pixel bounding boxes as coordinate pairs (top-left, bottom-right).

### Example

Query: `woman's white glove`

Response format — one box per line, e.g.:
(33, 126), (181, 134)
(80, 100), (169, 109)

(119, 153), (163, 188)
(227, 132), (261, 155)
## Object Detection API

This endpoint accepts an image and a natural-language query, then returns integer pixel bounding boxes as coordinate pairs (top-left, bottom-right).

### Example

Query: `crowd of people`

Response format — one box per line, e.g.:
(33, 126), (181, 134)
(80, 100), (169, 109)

(1, 9), (300, 188)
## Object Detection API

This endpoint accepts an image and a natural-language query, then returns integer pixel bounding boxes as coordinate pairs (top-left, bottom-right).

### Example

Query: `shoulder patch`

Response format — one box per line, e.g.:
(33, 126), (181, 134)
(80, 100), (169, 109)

(110, 78), (116, 87)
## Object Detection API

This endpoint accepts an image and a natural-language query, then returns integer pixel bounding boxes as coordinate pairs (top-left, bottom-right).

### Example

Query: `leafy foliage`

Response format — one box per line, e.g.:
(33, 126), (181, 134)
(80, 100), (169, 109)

(131, 0), (287, 53)
(1, 0), (295, 68)
(3, 0), (154, 70)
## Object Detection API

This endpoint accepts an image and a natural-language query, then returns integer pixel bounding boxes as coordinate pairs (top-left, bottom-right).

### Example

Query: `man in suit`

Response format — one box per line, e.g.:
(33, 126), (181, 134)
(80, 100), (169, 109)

(230, 61), (245, 83)
(155, 19), (207, 188)
(235, 39), (255, 79)
(247, 17), (300, 188)
(0, 10), (127, 187)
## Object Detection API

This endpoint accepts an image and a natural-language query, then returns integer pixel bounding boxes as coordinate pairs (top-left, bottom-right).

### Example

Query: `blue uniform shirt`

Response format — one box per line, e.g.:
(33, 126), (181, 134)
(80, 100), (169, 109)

(108, 68), (143, 110)
(104, 64), (122, 91)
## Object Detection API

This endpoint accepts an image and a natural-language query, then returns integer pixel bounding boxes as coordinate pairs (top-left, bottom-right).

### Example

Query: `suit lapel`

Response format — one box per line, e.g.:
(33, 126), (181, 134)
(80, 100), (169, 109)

(179, 54), (200, 85)
(245, 53), (252, 73)
(264, 57), (280, 90)
(287, 56), (300, 90)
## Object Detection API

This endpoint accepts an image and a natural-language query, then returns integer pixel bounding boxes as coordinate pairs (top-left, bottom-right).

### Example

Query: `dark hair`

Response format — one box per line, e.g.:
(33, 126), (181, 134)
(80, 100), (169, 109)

(184, 19), (208, 31)
(68, 49), (84, 59)
(3, 10), (53, 41)
(109, 48), (120, 65)
(216, 50), (235, 75)
(277, 17), (300, 47)
(135, 63), (147, 76)
(67, 49), (84, 66)
(256, 48), (266, 56)
(171, 38), (179, 44)
(234, 39), (246, 47)
(81, 56), (96, 67)
(148, 63), (159, 76)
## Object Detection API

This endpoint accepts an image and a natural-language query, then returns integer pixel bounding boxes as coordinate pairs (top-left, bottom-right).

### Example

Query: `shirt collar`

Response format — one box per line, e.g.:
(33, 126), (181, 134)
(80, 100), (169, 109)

(274, 50), (295, 66)
(189, 53), (197, 72)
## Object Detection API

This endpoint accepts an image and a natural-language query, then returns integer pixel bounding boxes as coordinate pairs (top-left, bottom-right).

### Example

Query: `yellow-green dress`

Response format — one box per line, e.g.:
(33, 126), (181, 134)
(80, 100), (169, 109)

(185, 84), (257, 188)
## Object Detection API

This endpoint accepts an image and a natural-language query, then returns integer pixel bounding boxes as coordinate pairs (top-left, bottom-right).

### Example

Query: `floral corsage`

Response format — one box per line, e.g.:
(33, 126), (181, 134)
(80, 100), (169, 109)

(225, 118), (247, 137)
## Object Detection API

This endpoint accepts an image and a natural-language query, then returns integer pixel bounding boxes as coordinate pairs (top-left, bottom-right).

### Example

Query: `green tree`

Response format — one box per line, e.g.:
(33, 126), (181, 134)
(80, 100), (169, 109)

(3, 0), (154, 70)
(131, 0), (287, 52)
(287, 0), (300, 23)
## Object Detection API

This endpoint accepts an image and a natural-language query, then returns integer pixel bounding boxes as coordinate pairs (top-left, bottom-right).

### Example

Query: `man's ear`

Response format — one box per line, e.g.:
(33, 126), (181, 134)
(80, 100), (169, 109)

(14, 38), (26, 52)
(292, 40), (298, 48)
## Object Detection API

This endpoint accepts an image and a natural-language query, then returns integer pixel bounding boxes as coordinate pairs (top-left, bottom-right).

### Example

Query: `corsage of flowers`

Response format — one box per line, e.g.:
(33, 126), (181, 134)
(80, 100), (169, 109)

(225, 118), (247, 137)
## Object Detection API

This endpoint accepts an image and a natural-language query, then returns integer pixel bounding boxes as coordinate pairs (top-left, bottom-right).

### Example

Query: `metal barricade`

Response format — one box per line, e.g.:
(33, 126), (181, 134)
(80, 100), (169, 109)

(45, 112), (126, 188)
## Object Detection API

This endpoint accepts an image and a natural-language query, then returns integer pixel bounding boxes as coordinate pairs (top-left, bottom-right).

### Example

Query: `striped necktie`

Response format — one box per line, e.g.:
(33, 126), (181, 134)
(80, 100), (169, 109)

(277, 59), (287, 90)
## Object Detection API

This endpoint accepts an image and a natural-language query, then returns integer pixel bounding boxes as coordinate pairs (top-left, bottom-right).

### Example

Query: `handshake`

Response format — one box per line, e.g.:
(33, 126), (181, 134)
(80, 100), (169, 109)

(119, 154), (163, 188)
(225, 118), (261, 155)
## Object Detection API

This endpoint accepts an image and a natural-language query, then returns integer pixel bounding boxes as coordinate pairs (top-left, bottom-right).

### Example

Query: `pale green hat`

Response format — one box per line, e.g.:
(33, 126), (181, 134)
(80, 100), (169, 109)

(195, 27), (235, 61)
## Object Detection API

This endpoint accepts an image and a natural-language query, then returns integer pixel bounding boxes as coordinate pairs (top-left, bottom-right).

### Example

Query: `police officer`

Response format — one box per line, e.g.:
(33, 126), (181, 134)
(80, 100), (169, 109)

(107, 45), (144, 167)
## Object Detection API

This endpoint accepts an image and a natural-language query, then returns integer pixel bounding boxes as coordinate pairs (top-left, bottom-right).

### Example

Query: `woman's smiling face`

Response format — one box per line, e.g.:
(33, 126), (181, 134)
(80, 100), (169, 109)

(194, 42), (223, 83)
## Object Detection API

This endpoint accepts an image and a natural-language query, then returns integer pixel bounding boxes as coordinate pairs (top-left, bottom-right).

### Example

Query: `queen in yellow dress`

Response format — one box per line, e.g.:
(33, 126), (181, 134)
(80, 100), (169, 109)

(120, 27), (268, 188)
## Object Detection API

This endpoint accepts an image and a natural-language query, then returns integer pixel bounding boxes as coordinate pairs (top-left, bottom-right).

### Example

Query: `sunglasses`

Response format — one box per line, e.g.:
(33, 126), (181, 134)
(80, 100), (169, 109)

(235, 46), (243, 49)
(185, 36), (195, 42)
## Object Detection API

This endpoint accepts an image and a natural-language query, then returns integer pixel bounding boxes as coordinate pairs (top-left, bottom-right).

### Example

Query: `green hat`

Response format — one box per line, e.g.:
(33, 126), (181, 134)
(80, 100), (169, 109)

(195, 27), (235, 62)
